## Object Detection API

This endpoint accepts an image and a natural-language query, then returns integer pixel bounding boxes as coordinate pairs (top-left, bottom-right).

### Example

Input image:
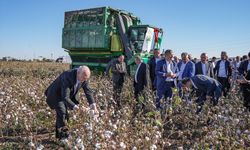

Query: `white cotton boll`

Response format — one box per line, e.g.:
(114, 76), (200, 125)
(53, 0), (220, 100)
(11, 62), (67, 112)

(132, 146), (137, 150)
(95, 143), (101, 149)
(145, 136), (150, 141)
(178, 146), (184, 150)
(86, 123), (93, 131)
(73, 146), (78, 150)
(28, 141), (35, 148)
(234, 119), (240, 125)
(155, 134), (160, 139)
(112, 124), (117, 130)
(73, 115), (77, 120)
(166, 142), (171, 146)
(36, 144), (44, 150)
(87, 132), (93, 140)
(0, 92), (5, 95)
(22, 106), (27, 111)
(60, 138), (69, 145)
(156, 131), (161, 138)
(104, 131), (113, 139)
(244, 130), (249, 134)
(119, 142), (126, 149)
(236, 129), (241, 135)
(150, 144), (157, 150)
(6, 114), (11, 120)
(76, 137), (84, 150)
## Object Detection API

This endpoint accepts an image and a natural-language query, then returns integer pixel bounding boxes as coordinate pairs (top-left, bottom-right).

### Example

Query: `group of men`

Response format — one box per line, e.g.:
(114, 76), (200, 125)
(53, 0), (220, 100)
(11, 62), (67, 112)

(149, 49), (224, 113)
(44, 50), (250, 141)
(148, 49), (250, 112)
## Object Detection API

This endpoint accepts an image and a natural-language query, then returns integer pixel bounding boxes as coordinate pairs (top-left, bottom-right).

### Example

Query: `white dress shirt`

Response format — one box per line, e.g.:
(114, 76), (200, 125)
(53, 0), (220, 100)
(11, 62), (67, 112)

(135, 63), (141, 83)
(202, 62), (207, 75)
(74, 80), (81, 95)
(178, 62), (186, 80)
(218, 60), (227, 78)
(164, 60), (175, 82)
(155, 58), (161, 64)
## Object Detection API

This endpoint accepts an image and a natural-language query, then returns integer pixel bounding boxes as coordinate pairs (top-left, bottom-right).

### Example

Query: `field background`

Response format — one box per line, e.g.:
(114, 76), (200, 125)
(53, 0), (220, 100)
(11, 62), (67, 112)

(0, 61), (250, 149)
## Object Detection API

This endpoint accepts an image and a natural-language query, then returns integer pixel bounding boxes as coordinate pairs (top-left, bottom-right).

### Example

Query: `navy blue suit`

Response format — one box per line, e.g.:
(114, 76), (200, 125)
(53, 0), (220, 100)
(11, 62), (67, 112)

(214, 60), (232, 97)
(155, 59), (177, 108)
(148, 57), (160, 90)
(177, 61), (195, 97)
(238, 60), (250, 109)
(191, 75), (222, 101)
(177, 61), (195, 79)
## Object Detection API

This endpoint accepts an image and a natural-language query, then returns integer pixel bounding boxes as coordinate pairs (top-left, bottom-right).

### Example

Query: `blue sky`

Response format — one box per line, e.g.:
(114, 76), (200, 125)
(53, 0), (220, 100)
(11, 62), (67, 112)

(0, 0), (250, 60)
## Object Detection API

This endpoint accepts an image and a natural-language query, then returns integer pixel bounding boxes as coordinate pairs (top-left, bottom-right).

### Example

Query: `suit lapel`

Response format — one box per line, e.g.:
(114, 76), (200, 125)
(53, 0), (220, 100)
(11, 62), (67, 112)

(205, 63), (209, 74)
(198, 62), (202, 74)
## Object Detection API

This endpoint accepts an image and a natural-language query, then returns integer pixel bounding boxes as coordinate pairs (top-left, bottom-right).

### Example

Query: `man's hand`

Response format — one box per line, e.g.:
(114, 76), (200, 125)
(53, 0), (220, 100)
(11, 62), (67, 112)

(90, 103), (99, 116)
(170, 73), (177, 78)
(183, 86), (189, 92)
(73, 105), (79, 111)
(237, 76), (249, 84)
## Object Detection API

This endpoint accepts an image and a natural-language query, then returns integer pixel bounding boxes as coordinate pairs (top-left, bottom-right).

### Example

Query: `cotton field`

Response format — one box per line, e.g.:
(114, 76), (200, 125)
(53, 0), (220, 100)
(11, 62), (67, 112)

(0, 61), (250, 149)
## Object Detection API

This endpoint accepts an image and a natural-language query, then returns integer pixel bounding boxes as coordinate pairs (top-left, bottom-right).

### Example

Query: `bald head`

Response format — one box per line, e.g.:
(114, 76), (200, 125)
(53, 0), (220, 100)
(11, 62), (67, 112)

(77, 66), (91, 82)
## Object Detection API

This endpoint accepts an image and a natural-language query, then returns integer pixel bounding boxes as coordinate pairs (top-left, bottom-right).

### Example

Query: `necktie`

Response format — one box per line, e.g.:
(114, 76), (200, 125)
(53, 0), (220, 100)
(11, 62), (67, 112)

(74, 82), (81, 95)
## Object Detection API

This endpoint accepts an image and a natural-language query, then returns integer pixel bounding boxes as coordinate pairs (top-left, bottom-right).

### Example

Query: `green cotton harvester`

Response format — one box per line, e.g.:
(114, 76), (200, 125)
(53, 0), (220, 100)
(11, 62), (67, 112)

(62, 6), (163, 74)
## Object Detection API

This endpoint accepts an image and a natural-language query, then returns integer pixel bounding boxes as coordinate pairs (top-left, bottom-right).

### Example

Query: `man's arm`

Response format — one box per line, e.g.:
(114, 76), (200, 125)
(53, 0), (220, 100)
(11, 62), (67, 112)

(238, 61), (245, 75)
(227, 61), (232, 77)
(82, 81), (95, 105)
(155, 61), (167, 77)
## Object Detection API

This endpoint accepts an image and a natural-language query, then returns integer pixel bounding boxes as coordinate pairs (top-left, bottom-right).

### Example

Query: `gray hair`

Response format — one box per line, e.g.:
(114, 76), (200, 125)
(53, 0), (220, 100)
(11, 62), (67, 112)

(77, 65), (90, 75)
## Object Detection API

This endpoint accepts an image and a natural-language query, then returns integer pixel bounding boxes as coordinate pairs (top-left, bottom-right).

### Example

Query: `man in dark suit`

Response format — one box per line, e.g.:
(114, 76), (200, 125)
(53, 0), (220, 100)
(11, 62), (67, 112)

(214, 51), (232, 97)
(238, 52), (250, 110)
(111, 55), (127, 109)
(177, 52), (195, 80)
(134, 56), (148, 110)
(177, 52), (195, 97)
(148, 49), (161, 91)
(195, 53), (214, 78)
(45, 66), (98, 140)
(182, 75), (222, 113)
(155, 49), (177, 109)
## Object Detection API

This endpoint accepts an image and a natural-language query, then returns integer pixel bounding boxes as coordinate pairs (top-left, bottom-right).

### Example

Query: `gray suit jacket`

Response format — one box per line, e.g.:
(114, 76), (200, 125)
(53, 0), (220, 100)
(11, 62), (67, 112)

(195, 61), (214, 78)
(45, 69), (94, 109)
(111, 60), (127, 83)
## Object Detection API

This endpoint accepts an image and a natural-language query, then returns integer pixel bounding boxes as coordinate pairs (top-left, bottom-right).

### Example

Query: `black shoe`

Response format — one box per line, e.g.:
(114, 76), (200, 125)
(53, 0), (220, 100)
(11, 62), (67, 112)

(57, 127), (69, 140)
(213, 99), (218, 106)
(56, 129), (60, 139)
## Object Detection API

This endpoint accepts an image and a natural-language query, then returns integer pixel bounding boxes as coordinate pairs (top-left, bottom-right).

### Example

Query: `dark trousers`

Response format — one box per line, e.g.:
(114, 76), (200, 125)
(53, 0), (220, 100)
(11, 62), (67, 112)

(134, 83), (146, 104)
(113, 81), (124, 109)
(156, 81), (175, 108)
(217, 77), (229, 97)
(196, 91), (206, 105)
(55, 101), (69, 139)
(242, 84), (250, 109)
